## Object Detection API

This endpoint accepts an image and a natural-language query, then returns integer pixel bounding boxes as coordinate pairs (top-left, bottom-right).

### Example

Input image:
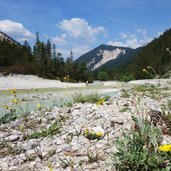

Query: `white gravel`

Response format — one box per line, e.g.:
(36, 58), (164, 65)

(0, 74), (86, 90)
(0, 74), (170, 90)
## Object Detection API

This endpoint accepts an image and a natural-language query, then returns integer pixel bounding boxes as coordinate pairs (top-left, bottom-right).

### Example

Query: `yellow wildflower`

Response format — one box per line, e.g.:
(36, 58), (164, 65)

(147, 66), (151, 69)
(37, 104), (42, 110)
(10, 88), (16, 95)
(159, 144), (171, 152)
(84, 129), (89, 135)
(12, 98), (18, 104)
(96, 98), (105, 105)
(96, 131), (102, 137)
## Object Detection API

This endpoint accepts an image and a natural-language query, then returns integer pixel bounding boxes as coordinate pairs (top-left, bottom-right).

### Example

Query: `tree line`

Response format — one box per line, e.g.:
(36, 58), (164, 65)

(0, 32), (92, 82)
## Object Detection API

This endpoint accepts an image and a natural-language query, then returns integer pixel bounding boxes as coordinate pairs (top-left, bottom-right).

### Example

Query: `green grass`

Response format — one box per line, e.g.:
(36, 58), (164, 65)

(72, 92), (102, 103)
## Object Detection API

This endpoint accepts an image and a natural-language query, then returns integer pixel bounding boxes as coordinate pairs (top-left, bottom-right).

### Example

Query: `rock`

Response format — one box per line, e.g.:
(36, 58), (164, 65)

(5, 134), (20, 142)
(74, 117), (88, 124)
(26, 149), (35, 156)
(59, 144), (72, 151)
(53, 137), (63, 145)
(95, 141), (106, 149)
(110, 117), (124, 125)
(20, 153), (27, 161)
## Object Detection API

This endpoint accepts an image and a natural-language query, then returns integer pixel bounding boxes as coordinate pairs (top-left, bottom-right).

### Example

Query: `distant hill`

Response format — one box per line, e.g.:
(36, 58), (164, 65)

(0, 31), (21, 46)
(124, 29), (171, 79)
(75, 44), (140, 70)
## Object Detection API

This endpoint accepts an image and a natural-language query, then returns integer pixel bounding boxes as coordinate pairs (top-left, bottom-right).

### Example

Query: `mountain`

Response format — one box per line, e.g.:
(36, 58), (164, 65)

(75, 44), (140, 70)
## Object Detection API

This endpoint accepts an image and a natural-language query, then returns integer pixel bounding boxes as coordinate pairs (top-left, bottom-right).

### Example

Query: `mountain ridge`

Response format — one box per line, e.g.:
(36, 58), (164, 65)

(75, 44), (140, 70)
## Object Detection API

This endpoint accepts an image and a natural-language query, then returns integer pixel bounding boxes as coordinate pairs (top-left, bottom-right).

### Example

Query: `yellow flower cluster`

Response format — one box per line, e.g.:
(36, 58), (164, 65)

(159, 144), (171, 152)
(84, 129), (103, 138)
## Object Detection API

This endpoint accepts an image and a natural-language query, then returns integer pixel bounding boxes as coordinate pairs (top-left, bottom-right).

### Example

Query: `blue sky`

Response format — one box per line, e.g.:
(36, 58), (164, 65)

(0, 0), (171, 59)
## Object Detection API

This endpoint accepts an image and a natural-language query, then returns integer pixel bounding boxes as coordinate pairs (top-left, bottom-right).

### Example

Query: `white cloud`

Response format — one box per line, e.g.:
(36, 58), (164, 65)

(52, 34), (66, 45)
(57, 18), (106, 42)
(55, 45), (91, 60)
(108, 28), (152, 48)
(0, 19), (35, 42)
(72, 45), (91, 58)
(107, 41), (125, 47)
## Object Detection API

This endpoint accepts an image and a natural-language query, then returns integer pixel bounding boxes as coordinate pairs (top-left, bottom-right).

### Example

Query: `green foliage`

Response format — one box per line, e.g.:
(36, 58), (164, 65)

(0, 32), (90, 83)
(113, 115), (171, 170)
(27, 121), (61, 139)
(97, 71), (109, 81)
(134, 84), (157, 93)
(72, 93), (101, 104)
(118, 74), (135, 82)
(121, 89), (130, 98)
(0, 111), (17, 124)
(125, 29), (171, 79)
(59, 158), (75, 169)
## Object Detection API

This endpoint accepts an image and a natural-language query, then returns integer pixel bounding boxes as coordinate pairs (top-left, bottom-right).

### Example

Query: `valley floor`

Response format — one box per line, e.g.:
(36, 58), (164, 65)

(0, 75), (171, 170)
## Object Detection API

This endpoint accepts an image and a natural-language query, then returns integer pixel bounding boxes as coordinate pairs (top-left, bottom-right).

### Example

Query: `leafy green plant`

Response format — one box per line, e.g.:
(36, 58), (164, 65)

(59, 157), (75, 169)
(27, 121), (61, 139)
(112, 115), (171, 170)
(0, 111), (17, 124)
(83, 129), (103, 140)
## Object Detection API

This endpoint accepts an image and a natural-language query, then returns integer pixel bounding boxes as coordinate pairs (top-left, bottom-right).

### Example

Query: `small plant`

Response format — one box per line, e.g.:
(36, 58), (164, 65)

(121, 89), (130, 98)
(65, 133), (74, 143)
(83, 128), (103, 140)
(87, 149), (99, 163)
(112, 115), (171, 170)
(59, 157), (75, 169)
(0, 88), (30, 124)
(28, 121), (61, 139)
(143, 66), (160, 79)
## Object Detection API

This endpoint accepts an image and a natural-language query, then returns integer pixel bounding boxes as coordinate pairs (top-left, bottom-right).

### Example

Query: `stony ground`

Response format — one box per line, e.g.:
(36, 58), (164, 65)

(0, 80), (171, 171)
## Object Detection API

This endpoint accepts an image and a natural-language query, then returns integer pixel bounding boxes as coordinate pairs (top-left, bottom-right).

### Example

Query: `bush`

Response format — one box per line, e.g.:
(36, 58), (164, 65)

(97, 71), (109, 81)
